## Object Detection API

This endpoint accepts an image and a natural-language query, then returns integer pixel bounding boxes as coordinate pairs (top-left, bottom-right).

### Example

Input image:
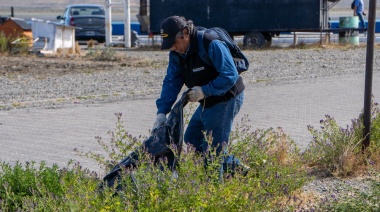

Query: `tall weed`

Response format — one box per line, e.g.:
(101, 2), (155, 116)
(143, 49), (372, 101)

(0, 32), (9, 53)
(304, 98), (380, 176)
(75, 112), (143, 172)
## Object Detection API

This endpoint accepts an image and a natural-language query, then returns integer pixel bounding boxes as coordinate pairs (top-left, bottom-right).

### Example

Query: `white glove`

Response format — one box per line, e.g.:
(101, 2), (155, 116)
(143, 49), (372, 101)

(152, 113), (166, 130)
(188, 86), (205, 102)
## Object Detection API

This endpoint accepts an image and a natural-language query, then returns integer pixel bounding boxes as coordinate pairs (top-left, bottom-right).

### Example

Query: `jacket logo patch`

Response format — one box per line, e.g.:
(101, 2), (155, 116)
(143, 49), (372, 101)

(193, 67), (205, 72)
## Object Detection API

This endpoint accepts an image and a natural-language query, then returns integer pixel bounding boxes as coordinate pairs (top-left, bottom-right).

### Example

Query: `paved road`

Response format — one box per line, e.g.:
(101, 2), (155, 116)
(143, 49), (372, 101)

(1, 72), (379, 173)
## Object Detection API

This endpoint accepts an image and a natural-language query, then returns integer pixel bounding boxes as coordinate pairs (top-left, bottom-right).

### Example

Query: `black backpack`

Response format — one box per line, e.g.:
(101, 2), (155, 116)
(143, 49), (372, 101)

(197, 27), (249, 74)
(351, 0), (355, 9)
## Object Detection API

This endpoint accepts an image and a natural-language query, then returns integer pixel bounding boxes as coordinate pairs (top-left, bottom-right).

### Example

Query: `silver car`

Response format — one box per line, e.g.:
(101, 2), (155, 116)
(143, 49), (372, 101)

(57, 4), (106, 43)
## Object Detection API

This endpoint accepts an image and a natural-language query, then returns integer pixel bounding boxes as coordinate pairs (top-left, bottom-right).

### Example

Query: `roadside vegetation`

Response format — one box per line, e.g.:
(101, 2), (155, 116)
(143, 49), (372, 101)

(0, 32), (32, 55)
(1, 32), (380, 211)
(0, 99), (379, 211)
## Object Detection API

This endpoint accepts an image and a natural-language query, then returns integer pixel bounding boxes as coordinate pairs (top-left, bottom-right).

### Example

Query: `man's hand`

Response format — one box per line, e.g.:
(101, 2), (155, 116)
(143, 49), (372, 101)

(152, 113), (166, 130)
(188, 86), (205, 102)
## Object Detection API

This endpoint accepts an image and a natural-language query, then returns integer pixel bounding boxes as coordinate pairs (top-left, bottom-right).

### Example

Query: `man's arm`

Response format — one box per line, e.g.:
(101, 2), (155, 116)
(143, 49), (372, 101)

(201, 40), (239, 97)
(156, 52), (184, 115)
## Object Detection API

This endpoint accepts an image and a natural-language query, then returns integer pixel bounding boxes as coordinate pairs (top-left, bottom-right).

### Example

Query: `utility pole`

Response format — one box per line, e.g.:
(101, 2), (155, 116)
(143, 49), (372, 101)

(363, 0), (377, 150)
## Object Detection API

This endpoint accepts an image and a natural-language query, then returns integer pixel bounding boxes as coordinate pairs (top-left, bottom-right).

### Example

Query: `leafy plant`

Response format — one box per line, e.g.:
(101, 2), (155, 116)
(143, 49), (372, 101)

(0, 32), (9, 53)
(86, 46), (118, 61)
(304, 98), (380, 176)
(0, 161), (62, 210)
(75, 112), (308, 211)
(369, 101), (380, 147)
(75, 112), (143, 172)
(1, 104), (378, 211)
(304, 115), (364, 176)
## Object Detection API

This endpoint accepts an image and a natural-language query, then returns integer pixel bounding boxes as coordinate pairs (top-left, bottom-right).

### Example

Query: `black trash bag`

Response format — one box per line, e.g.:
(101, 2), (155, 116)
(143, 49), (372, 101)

(101, 90), (189, 190)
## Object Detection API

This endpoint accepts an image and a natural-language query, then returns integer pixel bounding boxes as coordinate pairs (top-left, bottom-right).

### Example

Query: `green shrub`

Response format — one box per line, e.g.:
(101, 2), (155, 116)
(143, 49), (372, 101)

(12, 37), (31, 54)
(0, 112), (308, 211)
(370, 101), (380, 147)
(304, 115), (364, 176)
(304, 98), (380, 176)
(0, 32), (9, 53)
(3, 107), (378, 211)
(86, 47), (118, 61)
(0, 160), (125, 211)
(0, 161), (62, 210)
(75, 112), (143, 172)
(77, 113), (308, 211)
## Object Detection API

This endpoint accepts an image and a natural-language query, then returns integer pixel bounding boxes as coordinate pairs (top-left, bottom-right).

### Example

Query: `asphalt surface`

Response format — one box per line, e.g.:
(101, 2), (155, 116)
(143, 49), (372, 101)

(1, 72), (379, 173)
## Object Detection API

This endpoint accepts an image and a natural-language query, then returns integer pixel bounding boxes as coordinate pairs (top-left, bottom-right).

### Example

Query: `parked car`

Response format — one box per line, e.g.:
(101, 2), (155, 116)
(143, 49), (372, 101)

(57, 4), (106, 43)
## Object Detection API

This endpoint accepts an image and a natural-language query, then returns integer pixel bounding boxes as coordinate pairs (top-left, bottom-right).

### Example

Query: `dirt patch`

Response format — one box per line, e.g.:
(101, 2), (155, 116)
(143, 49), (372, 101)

(0, 49), (164, 78)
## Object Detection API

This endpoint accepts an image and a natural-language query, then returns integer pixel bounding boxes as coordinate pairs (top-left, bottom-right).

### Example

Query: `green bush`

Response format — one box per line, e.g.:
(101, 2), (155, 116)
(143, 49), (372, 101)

(75, 112), (143, 172)
(86, 47), (118, 61)
(0, 160), (125, 211)
(303, 99), (380, 176)
(0, 32), (9, 53)
(1, 105), (379, 211)
(0, 116), (308, 211)
(304, 115), (364, 176)
(370, 101), (380, 147)
(76, 113), (308, 211)
(0, 161), (62, 210)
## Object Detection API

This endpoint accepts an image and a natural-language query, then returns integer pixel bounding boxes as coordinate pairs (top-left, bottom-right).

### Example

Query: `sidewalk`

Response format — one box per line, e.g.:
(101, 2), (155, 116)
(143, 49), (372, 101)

(1, 72), (379, 172)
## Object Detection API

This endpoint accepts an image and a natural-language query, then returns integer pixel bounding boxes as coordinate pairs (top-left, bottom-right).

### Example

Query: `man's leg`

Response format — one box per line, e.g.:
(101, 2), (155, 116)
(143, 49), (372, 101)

(184, 92), (244, 154)
(184, 105), (208, 153)
(358, 12), (366, 28)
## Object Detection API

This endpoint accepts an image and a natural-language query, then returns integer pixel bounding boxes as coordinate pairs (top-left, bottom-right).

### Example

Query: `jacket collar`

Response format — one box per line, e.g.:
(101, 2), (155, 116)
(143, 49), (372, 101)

(186, 28), (199, 55)
(172, 28), (199, 58)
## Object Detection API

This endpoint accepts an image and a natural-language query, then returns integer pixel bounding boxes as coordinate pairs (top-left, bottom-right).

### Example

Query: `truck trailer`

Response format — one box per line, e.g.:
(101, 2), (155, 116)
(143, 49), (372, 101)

(137, 0), (342, 48)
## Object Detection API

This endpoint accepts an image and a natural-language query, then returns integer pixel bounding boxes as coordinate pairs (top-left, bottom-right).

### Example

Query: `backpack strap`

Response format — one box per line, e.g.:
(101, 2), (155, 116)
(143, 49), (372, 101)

(197, 30), (213, 66)
(197, 28), (249, 74)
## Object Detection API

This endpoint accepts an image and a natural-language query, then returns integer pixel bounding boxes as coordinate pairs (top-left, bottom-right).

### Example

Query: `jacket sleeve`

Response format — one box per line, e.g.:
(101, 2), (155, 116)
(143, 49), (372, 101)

(201, 40), (239, 97)
(156, 52), (184, 115)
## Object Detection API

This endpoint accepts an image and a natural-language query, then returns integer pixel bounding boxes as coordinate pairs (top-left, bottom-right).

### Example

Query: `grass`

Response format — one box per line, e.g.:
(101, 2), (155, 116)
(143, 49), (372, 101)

(0, 32), (9, 53)
(0, 99), (379, 211)
(0, 33), (30, 55)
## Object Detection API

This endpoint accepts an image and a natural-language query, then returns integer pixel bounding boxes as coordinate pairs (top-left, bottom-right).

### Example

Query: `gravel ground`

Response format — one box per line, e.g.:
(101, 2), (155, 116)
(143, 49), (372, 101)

(1, 46), (379, 209)
(1, 45), (377, 110)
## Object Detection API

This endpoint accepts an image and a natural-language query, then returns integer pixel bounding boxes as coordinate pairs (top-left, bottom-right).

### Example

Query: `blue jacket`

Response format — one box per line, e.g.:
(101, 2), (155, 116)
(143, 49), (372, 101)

(355, 0), (364, 13)
(156, 30), (239, 115)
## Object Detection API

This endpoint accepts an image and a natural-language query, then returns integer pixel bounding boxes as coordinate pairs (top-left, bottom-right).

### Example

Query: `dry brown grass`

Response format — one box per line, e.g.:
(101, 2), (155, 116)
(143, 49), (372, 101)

(267, 134), (295, 166)
(75, 41), (81, 54)
(277, 189), (321, 211)
(87, 39), (96, 49)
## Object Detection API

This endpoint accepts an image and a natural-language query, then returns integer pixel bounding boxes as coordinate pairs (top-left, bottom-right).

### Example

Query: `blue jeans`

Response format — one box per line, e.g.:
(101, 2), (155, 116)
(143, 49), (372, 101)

(184, 91), (244, 155)
(357, 12), (366, 28)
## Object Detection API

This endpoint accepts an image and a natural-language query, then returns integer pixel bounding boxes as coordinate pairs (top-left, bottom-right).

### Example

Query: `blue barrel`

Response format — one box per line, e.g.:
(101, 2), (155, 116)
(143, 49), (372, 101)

(339, 16), (359, 45)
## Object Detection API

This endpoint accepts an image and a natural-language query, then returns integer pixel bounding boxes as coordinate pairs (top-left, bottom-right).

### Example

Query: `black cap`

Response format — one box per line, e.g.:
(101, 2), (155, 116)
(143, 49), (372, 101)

(160, 16), (187, 50)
